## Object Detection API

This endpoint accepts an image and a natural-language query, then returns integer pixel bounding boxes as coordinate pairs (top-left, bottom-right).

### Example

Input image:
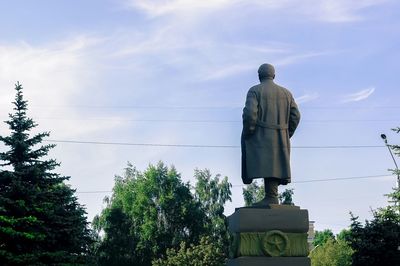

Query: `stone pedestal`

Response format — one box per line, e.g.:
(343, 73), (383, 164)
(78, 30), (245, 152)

(227, 257), (311, 266)
(228, 204), (310, 266)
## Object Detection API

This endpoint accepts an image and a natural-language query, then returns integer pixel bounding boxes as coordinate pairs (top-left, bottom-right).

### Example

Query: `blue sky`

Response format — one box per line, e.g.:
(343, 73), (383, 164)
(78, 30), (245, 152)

(1, 0), (399, 233)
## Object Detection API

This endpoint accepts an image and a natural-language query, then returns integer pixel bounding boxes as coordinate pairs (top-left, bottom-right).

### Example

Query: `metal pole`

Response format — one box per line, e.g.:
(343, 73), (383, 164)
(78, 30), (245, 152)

(386, 145), (400, 189)
(381, 134), (400, 189)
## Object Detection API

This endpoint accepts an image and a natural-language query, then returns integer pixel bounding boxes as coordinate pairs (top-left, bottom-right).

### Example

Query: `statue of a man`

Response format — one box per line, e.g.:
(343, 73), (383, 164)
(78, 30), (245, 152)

(241, 63), (301, 205)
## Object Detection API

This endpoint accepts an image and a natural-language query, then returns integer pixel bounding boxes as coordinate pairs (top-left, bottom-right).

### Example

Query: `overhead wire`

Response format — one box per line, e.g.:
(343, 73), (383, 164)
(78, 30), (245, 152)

(43, 139), (385, 149)
(28, 104), (400, 110)
(231, 174), (390, 186)
(74, 174), (392, 194)
(6, 116), (399, 124)
(3, 104), (396, 195)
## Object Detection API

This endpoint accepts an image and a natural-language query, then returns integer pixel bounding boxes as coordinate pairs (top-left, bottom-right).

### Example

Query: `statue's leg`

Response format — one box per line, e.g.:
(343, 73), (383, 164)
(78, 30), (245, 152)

(264, 178), (279, 204)
(251, 178), (280, 207)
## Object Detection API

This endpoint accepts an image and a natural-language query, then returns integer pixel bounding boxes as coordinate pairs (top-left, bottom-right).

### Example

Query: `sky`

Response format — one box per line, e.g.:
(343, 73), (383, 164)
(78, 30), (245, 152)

(0, 0), (399, 234)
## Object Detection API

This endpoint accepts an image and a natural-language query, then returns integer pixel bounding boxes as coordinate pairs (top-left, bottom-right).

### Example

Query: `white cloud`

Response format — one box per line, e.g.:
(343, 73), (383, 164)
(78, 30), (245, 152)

(295, 93), (319, 104)
(106, 1), (379, 84)
(125, 0), (389, 23)
(125, 0), (236, 17)
(310, 0), (389, 22)
(108, 23), (330, 81)
(108, 0), (350, 84)
(199, 49), (334, 81)
(274, 52), (330, 67)
(202, 63), (254, 81)
(342, 87), (375, 102)
(0, 37), (124, 139)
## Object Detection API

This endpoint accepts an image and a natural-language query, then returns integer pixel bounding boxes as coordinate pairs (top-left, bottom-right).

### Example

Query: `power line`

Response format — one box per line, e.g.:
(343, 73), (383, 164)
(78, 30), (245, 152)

(45, 140), (239, 148)
(293, 174), (390, 184)
(29, 104), (400, 110)
(74, 174), (391, 194)
(44, 139), (385, 149)
(31, 105), (237, 110)
(9, 117), (399, 124)
(231, 174), (390, 186)
(293, 145), (384, 149)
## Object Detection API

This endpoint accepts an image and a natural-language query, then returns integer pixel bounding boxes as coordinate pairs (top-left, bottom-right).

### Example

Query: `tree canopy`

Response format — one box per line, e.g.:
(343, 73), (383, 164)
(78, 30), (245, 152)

(312, 229), (335, 247)
(348, 188), (400, 265)
(152, 236), (226, 266)
(242, 180), (265, 206)
(0, 83), (93, 265)
(93, 162), (231, 266)
(309, 238), (353, 266)
(346, 126), (400, 265)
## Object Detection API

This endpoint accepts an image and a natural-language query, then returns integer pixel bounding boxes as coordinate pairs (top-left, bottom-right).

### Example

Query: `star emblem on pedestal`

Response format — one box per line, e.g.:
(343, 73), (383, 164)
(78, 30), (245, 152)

(262, 230), (289, 256)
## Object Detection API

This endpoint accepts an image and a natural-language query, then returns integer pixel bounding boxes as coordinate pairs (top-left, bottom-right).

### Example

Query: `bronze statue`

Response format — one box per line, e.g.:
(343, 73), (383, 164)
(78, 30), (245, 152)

(241, 63), (301, 205)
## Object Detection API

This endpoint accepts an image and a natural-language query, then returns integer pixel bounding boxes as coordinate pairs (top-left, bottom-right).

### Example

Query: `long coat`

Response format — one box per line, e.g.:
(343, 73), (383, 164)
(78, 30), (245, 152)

(241, 79), (300, 185)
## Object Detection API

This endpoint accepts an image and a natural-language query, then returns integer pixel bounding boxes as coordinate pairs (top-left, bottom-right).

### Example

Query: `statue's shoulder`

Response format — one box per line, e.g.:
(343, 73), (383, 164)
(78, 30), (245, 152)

(276, 84), (293, 98)
(248, 84), (261, 93)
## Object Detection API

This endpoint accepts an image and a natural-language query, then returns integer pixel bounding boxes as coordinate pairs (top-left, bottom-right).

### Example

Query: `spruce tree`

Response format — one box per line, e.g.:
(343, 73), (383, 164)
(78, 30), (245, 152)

(0, 83), (92, 265)
(347, 126), (400, 265)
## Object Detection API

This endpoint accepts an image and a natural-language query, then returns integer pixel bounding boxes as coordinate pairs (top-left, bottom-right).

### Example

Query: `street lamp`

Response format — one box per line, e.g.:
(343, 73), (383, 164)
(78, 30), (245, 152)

(380, 134), (400, 189)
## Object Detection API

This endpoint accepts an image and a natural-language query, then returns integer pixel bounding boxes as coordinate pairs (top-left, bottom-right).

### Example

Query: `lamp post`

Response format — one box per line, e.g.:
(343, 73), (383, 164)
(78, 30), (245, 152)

(380, 134), (400, 189)
(381, 134), (399, 253)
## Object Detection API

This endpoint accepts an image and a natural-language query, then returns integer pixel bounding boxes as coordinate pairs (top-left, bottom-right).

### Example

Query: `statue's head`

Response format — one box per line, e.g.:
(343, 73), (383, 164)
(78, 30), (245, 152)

(258, 63), (275, 81)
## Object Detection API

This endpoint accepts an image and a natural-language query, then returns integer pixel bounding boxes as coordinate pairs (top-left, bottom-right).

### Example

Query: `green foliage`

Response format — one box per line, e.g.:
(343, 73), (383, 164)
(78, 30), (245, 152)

(93, 207), (137, 266)
(385, 188), (400, 214)
(346, 126), (400, 265)
(309, 238), (353, 266)
(152, 236), (226, 266)
(93, 163), (232, 265)
(336, 229), (351, 243)
(279, 188), (294, 205)
(194, 169), (232, 252)
(389, 127), (400, 180)
(242, 181), (264, 206)
(0, 83), (93, 265)
(242, 181), (295, 206)
(391, 126), (400, 154)
(312, 229), (335, 247)
(348, 188), (400, 266)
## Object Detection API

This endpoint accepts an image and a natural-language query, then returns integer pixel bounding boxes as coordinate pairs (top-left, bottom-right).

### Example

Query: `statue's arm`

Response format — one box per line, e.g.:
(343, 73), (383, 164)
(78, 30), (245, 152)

(288, 98), (300, 138)
(242, 90), (258, 136)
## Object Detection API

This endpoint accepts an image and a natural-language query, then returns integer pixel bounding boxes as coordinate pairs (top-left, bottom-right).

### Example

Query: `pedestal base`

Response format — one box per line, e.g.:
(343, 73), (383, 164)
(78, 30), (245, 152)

(227, 256), (311, 266)
(228, 206), (310, 258)
(229, 207), (309, 233)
